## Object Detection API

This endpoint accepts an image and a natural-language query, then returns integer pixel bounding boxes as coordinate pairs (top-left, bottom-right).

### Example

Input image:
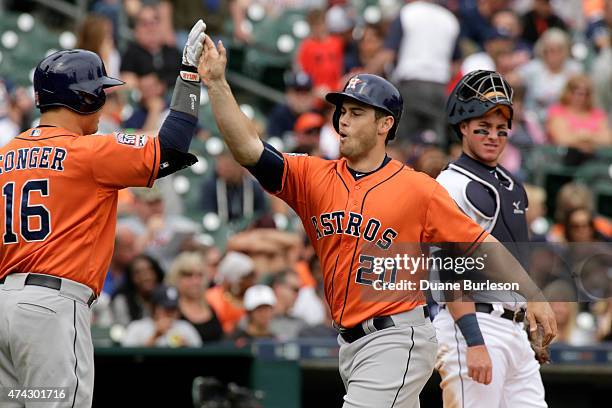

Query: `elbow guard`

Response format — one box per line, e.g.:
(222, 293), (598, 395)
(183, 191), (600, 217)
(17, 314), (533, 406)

(157, 147), (198, 179)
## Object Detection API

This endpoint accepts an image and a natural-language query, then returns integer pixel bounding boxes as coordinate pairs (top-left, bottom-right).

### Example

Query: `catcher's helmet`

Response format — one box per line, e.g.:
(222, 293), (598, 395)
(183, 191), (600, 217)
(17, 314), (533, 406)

(34, 49), (124, 114)
(446, 70), (514, 139)
(325, 74), (403, 141)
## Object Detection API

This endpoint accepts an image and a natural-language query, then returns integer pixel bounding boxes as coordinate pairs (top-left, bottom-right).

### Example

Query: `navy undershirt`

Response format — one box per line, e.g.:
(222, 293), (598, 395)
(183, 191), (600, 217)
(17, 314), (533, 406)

(347, 155), (392, 180)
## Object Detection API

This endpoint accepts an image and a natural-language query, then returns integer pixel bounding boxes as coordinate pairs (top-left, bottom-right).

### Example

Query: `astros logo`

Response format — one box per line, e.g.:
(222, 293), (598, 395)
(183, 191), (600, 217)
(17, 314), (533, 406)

(346, 76), (363, 91)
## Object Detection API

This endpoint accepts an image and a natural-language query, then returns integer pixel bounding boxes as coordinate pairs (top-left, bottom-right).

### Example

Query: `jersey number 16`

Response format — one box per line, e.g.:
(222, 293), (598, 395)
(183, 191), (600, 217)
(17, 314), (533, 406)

(2, 179), (51, 244)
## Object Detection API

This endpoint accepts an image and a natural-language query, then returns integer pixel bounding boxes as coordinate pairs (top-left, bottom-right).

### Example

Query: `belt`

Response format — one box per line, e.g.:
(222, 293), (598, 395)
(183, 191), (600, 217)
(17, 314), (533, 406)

(339, 306), (430, 344)
(475, 303), (525, 323)
(0, 273), (96, 307)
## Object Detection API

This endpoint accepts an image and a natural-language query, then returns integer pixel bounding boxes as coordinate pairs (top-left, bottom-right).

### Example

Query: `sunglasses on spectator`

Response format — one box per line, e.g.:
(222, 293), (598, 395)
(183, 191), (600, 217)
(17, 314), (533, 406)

(571, 88), (589, 96)
(180, 271), (204, 278)
(569, 222), (590, 229)
(138, 17), (159, 26)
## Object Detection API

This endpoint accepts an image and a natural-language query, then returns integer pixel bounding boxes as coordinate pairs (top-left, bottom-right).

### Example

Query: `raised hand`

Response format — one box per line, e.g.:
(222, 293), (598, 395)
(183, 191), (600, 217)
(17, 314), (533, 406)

(198, 35), (227, 85)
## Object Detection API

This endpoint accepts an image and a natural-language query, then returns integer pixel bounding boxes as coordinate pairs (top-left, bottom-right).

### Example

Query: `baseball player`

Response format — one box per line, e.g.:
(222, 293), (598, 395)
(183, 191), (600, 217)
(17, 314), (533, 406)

(0, 20), (207, 407)
(198, 37), (556, 407)
(433, 70), (548, 407)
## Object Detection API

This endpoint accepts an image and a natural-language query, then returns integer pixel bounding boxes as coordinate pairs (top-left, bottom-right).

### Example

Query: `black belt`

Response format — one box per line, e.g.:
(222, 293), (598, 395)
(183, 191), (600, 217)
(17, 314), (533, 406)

(475, 303), (525, 323)
(339, 306), (430, 344)
(0, 274), (96, 307)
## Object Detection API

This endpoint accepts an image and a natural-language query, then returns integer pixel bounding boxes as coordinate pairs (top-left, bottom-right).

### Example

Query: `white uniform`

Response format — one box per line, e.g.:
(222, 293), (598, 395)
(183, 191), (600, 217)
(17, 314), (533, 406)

(433, 163), (547, 408)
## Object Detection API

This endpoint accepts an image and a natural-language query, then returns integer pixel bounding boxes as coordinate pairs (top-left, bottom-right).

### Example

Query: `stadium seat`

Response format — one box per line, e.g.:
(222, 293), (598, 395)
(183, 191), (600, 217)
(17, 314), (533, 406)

(574, 161), (612, 185)
(592, 180), (612, 218)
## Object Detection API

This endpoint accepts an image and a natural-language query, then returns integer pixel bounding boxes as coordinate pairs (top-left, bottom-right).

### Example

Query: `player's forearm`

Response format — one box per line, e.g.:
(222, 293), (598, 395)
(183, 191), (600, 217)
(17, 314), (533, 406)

(446, 301), (476, 321)
(158, 75), (200, 151)
(474, 235), (546, 301)
(207, 78), (264, 166)
(447, 302), (485, 346)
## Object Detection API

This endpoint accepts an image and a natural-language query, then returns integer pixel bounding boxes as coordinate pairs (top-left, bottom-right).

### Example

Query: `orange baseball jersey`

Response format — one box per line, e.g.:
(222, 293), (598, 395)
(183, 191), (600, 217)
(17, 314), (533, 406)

(0, 126), (160, 294)
(274, 154), (488, 328)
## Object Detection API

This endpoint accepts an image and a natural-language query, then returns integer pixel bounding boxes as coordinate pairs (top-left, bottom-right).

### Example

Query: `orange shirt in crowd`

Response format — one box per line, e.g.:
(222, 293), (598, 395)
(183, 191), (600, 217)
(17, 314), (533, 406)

(206, 286), (246, 333)
(297, 35), (344, 91)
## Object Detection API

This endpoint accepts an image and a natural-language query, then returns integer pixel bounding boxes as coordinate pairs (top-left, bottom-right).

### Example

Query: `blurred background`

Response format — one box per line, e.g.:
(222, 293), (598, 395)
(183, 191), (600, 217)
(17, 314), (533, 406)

(1, 0), (611, 407)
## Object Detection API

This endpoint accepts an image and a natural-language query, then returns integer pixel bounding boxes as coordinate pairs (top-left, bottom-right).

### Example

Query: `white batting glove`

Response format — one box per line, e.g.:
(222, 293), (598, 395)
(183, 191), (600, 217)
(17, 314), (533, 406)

(180, 19), (207, 82)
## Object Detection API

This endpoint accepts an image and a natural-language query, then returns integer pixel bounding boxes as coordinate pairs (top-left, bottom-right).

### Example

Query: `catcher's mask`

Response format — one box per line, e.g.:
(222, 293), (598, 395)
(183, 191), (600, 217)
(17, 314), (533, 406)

(447, 70), (514, 139)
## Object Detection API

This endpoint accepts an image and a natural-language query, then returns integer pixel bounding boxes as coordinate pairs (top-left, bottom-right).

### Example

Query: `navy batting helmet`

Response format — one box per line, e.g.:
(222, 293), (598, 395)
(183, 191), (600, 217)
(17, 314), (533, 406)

(446, 70), (514, 139)
(34, 49), (124, 114)
(325, 74), (403, 141)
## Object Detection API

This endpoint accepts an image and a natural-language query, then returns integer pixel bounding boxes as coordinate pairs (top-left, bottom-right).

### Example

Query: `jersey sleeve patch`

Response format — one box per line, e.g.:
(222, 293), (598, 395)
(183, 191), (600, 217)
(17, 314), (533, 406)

(465, 180), (496, 218)
(114, 133), (148, 148)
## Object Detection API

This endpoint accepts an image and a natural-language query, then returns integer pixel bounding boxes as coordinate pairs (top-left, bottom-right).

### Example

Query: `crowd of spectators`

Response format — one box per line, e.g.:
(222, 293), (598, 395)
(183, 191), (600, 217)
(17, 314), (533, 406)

(1, 0), (611, 348)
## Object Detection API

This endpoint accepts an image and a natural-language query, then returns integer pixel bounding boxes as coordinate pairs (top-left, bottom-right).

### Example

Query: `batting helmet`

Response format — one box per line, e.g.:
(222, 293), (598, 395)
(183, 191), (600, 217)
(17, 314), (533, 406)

(34, 49), (124, 114)
(325, 74), (403, 141)
(446, 70), (514, 139)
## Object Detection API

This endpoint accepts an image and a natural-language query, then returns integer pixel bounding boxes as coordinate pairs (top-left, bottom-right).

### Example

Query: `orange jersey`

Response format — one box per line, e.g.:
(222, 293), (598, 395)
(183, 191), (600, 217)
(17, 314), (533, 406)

(0, 126), (160, 294)
(275, 154), (488, 328)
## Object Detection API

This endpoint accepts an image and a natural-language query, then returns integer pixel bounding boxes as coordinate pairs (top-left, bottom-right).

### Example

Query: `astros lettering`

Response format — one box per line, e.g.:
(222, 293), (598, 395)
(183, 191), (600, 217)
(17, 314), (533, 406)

(310, 212), (398, 249)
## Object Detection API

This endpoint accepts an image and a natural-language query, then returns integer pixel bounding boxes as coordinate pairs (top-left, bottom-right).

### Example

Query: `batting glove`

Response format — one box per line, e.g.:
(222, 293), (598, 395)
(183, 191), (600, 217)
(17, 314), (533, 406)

(180, 19), (207, 82)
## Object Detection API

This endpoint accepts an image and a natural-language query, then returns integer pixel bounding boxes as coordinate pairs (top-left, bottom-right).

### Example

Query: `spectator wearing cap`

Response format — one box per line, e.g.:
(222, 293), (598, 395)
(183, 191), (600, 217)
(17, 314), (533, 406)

(121, 285), (202, 347)
(111, 254), (165, 326)
(120, 4), (181, 89)
(296, 9), (344, 94)
(291, 112), (325, 156)
(199, 149), (268, 223)
(166, 252), (224, 343)
(521, 0), (568, 47)
(517, 28), (582, 125)
(206, 252), (256, 333)
(368, 0), (461, 147)
(266, 71), (317, 139)
(231, 285), (277, 342)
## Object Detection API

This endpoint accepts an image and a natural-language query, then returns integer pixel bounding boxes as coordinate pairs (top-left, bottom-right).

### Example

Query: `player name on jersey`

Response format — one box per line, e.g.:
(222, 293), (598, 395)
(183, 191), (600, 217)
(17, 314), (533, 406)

(0, 147), (67, 174)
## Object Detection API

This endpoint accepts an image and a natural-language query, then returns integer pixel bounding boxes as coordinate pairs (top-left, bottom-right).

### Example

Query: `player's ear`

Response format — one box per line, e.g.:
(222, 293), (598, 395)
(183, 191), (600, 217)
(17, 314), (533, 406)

(378, 115), (394, 135)
(459, 121), (469, 137)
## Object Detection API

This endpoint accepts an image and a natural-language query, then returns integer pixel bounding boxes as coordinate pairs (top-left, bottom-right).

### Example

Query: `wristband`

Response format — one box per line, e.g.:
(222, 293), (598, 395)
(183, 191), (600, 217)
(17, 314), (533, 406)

(170, 75), (200, 117)
(179, 64), (199, 83)
(455, 313), (485, 347)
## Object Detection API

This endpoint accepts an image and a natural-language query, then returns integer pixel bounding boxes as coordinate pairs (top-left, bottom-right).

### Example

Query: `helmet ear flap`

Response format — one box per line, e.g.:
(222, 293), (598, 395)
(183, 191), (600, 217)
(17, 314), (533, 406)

(332, 106), (341, 134)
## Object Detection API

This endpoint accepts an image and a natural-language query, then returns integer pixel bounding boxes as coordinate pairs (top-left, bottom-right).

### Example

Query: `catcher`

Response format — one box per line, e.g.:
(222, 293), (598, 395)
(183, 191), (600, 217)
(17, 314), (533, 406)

(433, 70), (551, 408)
